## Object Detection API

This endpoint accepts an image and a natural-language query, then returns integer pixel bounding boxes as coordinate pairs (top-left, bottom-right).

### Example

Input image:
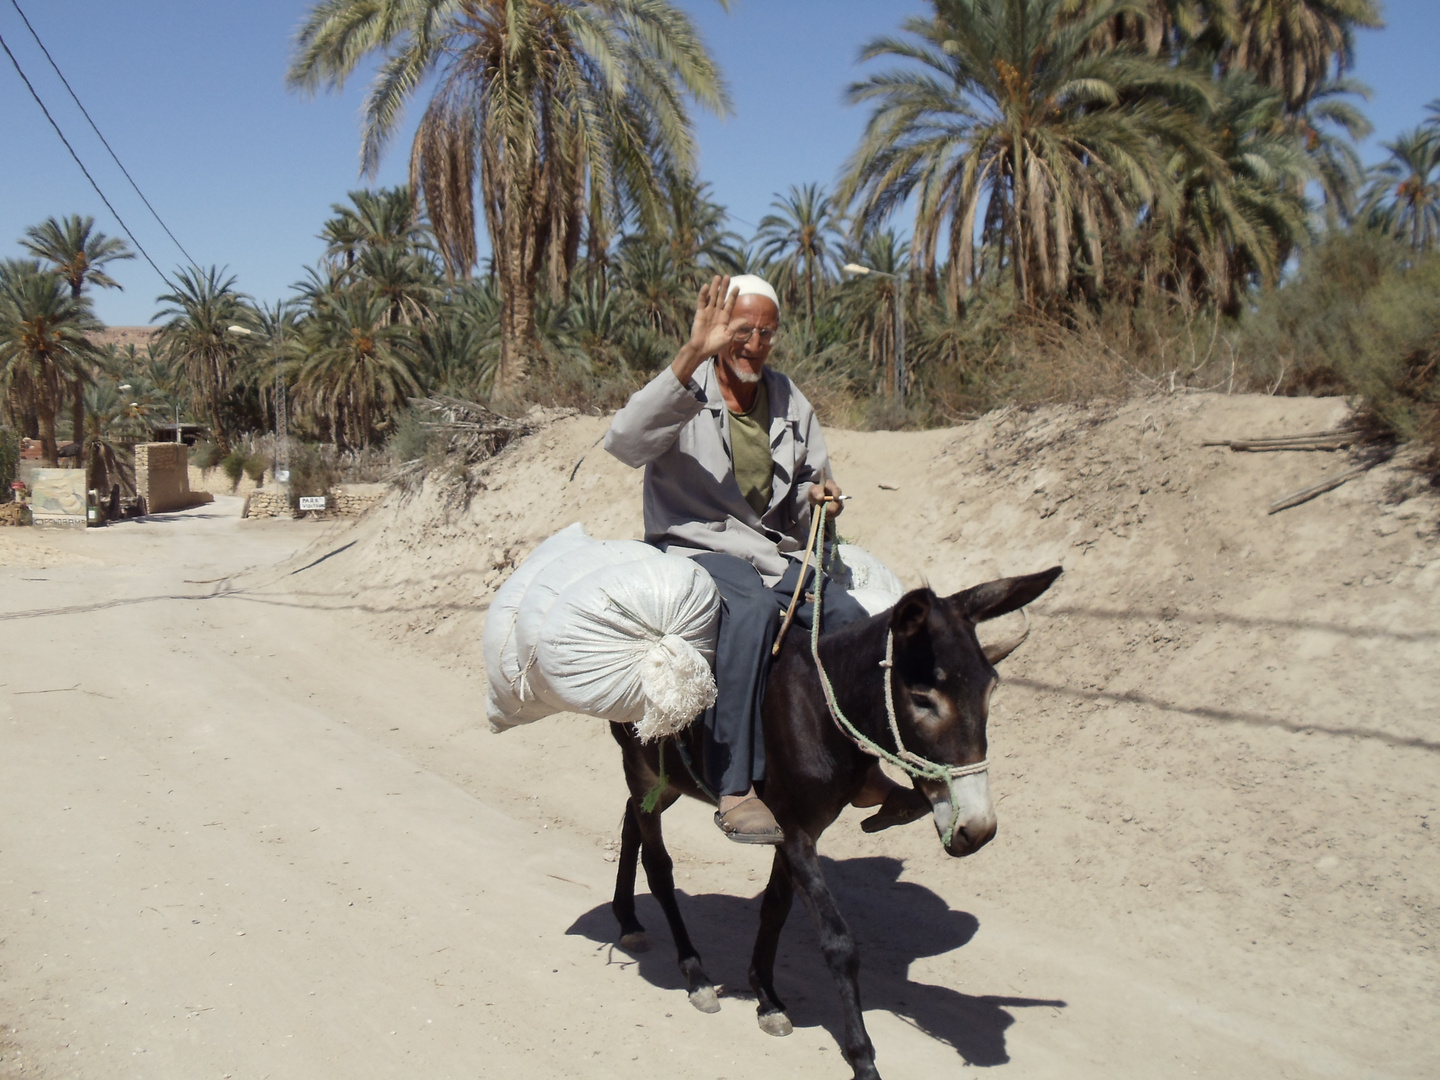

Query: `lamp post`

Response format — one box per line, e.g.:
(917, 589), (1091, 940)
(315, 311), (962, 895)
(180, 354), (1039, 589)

(842, 262), (907, 400)
(228, 322), (288, 484)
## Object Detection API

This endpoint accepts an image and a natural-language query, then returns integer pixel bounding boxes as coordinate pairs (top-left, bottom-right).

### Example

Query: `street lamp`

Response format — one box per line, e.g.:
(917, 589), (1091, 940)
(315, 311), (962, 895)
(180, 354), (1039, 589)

(842, 263), (907, 400)
(228, 323), (288, 484)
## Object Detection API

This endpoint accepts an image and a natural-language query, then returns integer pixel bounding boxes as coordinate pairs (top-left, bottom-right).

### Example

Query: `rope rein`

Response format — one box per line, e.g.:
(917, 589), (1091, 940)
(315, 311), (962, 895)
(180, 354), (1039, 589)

(805, 499), (988, 847)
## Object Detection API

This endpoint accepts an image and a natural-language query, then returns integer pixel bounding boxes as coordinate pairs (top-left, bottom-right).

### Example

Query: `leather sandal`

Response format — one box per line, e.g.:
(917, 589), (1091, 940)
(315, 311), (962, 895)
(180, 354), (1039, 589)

(860, 786), (931, 833)
(714, 796), (784, 845)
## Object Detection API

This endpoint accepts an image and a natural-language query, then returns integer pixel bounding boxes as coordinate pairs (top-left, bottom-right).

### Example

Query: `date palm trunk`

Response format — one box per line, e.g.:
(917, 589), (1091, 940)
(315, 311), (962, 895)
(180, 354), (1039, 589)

(70, 382), (84, 449)
(487, 142), (551, 397)
(36, 400), (58, 467)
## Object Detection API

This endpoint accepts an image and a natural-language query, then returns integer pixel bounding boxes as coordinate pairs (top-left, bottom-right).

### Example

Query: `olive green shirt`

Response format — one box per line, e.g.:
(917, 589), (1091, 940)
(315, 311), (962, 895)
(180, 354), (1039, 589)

(727, 380), (773, 518)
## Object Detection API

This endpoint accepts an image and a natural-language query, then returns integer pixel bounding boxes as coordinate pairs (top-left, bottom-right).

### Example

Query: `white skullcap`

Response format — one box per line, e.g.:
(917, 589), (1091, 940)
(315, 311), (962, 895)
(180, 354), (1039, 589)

(727, 274), (780, 314)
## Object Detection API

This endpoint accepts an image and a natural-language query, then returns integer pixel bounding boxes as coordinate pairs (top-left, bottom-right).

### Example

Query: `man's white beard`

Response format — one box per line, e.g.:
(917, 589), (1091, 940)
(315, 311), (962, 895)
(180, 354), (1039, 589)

(723, 355), (763, 384)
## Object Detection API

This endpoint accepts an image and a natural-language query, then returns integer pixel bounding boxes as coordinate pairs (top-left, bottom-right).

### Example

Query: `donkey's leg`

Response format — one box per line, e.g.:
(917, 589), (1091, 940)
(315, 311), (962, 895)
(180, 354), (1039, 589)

(633, 804), (721, 1014)
(610, 800), (648, 952)
(785, 831), (880, 1080)
(748, 848), (795, 1037)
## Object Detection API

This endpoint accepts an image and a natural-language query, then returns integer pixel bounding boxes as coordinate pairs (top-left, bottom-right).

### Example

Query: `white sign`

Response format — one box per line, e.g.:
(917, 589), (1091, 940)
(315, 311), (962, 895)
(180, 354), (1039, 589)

(298, 496), (327, 511)
(275, 468), (291, 483)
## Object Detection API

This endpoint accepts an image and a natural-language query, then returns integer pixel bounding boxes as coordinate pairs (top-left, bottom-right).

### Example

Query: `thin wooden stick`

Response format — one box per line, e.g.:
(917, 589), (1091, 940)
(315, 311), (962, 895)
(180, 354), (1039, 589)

(1267, 465), (1370, 515)
(773, 503), (826, 656)
(1202, 428), (1359, 451)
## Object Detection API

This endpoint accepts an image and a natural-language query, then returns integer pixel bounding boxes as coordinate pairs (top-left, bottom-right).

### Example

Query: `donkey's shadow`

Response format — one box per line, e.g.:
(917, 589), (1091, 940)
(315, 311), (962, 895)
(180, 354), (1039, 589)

(566, 854), (1065, 1067)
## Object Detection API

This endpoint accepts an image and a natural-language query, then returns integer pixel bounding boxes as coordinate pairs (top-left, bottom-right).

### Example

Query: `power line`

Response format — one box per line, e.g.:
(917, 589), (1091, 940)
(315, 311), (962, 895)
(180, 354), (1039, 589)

(8, 0), (198, 269)
(0, 28), (170, 286)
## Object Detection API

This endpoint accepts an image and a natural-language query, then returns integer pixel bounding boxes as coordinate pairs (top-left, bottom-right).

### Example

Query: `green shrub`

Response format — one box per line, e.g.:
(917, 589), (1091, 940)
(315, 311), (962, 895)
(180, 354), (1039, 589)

(1240, 230), (1440, 458)
(287, 442), (340, 508)
(221, 449), (247, 485)
(387, 405), (449, 470)
(190, 440), (222, 470)
(243, 454), (268, 482)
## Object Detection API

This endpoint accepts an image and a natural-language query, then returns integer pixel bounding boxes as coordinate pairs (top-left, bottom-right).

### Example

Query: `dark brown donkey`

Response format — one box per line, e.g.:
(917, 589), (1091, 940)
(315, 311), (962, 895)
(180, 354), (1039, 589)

(609, 566), (1062, 1080)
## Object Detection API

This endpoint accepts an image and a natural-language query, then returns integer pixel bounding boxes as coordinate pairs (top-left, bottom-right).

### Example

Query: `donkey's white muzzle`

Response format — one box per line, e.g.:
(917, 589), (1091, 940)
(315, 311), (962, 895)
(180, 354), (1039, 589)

(925, 771), (997, 857)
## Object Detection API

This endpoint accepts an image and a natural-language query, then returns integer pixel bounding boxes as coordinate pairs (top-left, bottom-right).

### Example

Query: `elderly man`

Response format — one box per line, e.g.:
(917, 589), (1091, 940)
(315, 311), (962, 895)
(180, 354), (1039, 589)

(605, 274), (923, 843)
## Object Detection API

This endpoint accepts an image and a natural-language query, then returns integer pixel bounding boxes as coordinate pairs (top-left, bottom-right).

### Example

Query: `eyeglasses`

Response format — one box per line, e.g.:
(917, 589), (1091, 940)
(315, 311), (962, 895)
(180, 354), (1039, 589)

(730, 326), (777, 344)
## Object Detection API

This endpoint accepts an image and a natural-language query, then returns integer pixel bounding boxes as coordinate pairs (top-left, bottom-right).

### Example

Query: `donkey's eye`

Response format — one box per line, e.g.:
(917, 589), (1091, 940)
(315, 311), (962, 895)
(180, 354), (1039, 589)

(909, 689), (937, 711)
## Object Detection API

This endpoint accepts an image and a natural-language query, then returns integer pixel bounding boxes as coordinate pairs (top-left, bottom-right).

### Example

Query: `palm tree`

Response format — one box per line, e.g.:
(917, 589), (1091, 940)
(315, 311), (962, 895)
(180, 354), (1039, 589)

(226, 300), (306, 451)
(20, 214), (135, 448)
(842, 0), (1210, 312)
(424, 277), (501, 397)
(756, 183), (845, 331)
(81, 379), (140, 500)
(295, 289), (422, 449)
(350, 245), (442, 327)
(321, 186), (433, 267)
(559, 278), (631, 375)
(652, 172), (745, 283)
(1360, 127), (1440, 253)
(0, 258), (100, 465)
(152, 267), (252, 451)
(833, 230), (910, 397)
(1289, 76), (1371, 227)
(19, 214), (134, 299)
(1218, 0), (1381, 114)
(1064, 1), (1382, 115)
(614, 241), (691, 342)
(1163, 72), (1314, 314)
(287, 0), (730, 394)
(1062, 0), (1230, 61)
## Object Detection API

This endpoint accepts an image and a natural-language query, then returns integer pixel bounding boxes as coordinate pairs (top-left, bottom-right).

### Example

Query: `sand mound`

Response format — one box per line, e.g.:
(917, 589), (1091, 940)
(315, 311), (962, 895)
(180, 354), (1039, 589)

(300, 391), (1439, 1074)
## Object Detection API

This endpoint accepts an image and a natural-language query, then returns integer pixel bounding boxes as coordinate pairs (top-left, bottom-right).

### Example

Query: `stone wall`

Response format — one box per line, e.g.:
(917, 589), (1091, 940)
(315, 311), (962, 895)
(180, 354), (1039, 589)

(330, 483), (388, 516)
(244, 490), (295, 519)
(189, 464), (266, 499)
(242, 483), (388, 520)
(135, 443), (212, 514)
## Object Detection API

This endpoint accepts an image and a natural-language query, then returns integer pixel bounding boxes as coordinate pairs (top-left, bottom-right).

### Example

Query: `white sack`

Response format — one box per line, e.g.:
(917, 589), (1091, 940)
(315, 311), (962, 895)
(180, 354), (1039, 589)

(485, 524), (720, 741)
(832, 544), (905, 615)
(483, 523), (591, 728)
(533, 556), (719, 741)
(511, 537), (657, 698)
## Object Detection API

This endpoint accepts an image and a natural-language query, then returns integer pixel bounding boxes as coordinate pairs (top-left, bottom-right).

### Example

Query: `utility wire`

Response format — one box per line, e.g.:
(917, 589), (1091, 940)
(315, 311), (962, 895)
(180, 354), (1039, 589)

(0, 29), (169, 286)
(8, 0), (198, 269)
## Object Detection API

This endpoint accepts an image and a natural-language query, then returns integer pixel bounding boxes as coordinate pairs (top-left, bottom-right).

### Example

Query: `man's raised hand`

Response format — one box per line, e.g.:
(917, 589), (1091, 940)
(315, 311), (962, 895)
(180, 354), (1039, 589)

(690, 275), (736, 357)
(671, 276), (736, 385)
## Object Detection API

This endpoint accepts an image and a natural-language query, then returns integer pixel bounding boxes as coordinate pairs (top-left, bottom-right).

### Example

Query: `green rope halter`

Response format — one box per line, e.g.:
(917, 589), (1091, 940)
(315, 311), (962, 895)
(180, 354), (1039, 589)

(805, 499), (989, 848)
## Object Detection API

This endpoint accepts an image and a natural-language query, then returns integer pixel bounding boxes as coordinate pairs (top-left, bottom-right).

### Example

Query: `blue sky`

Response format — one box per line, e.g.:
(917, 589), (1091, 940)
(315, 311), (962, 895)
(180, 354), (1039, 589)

(0, 0), (1435, 327)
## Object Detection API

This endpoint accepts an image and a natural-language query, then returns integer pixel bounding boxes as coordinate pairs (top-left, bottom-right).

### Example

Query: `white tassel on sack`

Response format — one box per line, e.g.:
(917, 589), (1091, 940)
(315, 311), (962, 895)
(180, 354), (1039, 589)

(635, 634), (717, 742)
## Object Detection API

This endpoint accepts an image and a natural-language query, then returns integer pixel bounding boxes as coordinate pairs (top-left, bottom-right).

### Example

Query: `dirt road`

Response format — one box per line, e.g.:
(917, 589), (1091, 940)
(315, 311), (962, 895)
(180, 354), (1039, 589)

(1, 400), (1435, 1080)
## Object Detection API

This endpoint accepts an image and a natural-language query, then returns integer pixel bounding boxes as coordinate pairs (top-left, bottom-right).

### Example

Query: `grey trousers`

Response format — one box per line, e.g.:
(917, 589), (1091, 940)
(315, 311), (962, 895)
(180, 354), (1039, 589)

(692, 552), (868, 798)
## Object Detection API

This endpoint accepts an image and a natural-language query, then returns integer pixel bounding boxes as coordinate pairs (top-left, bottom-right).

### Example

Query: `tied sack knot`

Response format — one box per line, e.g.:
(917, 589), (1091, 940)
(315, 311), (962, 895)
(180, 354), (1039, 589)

(636, 633), (717, 743)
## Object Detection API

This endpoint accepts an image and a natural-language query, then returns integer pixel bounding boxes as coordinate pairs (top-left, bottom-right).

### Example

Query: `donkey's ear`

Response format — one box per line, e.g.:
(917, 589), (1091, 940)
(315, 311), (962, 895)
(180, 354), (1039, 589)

(889, 589), (932, 640)
(952, 566), (1062, 623)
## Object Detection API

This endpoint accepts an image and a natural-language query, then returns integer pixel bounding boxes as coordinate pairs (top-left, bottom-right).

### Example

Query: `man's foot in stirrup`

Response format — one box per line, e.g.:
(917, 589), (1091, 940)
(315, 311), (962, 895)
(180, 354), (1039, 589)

(714, 791), (783, 845)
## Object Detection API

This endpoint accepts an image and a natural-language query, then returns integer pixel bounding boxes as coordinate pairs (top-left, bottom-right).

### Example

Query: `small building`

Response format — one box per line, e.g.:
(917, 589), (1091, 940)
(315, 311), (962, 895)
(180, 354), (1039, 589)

(147, 422), (209, 446)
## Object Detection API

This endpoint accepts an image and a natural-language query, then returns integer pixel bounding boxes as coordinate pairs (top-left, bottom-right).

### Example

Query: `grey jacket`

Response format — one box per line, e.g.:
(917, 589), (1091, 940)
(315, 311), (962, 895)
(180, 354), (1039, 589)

(604, 360), (831, 586)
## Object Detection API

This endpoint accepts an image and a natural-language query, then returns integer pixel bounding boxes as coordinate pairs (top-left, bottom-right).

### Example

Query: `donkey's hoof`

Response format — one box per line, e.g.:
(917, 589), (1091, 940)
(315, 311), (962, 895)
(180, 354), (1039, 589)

(688, 986), (721, 1014)
(618, 931), (649, 953)
(757, 1010), (793, 1037)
